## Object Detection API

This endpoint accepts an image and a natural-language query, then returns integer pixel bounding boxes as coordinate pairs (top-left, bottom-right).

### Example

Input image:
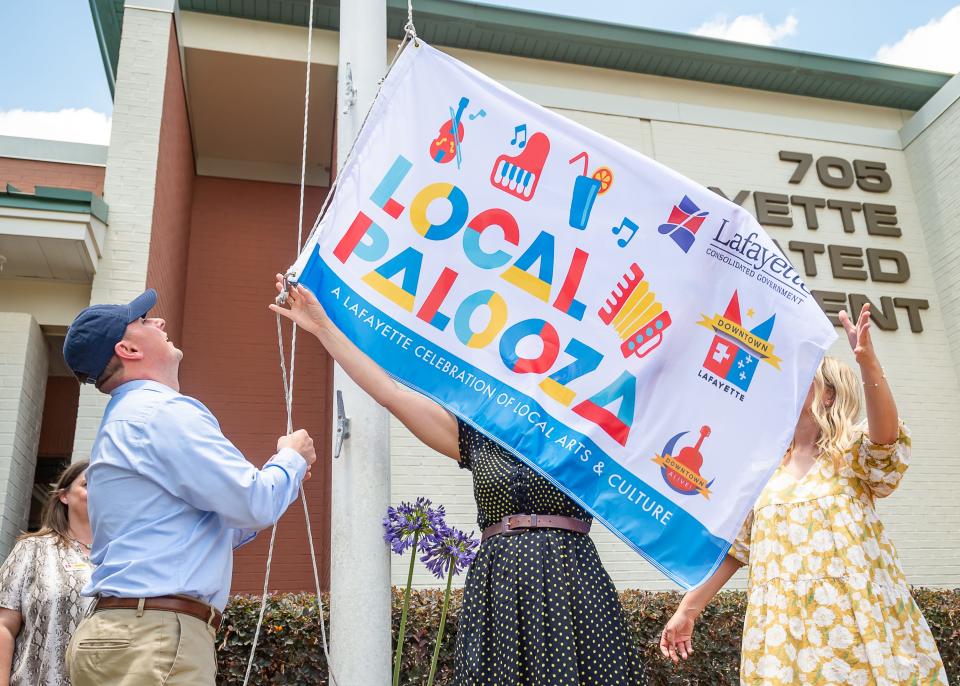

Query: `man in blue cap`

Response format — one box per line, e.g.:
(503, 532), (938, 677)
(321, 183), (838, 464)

(62, 289), (316, 685)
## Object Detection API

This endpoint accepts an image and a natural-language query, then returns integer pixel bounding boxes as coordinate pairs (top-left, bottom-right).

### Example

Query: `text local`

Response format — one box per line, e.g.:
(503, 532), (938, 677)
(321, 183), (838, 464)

(330, 155), (640, 448)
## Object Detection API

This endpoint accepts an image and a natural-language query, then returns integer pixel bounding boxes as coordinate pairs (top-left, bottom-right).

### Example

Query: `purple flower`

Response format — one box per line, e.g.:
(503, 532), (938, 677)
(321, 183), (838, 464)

(419, 525), (479, 580)
(382, 497), (447, 555)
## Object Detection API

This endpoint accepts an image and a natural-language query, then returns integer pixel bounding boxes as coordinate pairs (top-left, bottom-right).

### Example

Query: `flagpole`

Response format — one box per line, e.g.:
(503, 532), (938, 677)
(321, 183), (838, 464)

(330, 0), (391, 683)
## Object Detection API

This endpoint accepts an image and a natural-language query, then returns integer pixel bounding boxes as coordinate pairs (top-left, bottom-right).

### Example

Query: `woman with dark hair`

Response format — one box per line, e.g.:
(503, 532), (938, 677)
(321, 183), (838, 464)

(271, 278), (647, 685)
(0, 460), (93, 686)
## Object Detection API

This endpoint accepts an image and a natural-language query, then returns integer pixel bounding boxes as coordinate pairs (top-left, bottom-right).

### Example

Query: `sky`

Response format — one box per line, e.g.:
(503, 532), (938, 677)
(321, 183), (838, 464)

(0, 0), (958, 145)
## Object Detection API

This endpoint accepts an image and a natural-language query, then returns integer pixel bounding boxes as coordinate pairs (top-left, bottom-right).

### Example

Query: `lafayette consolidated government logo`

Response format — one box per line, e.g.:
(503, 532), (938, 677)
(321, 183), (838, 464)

(697, 290), (780, 402)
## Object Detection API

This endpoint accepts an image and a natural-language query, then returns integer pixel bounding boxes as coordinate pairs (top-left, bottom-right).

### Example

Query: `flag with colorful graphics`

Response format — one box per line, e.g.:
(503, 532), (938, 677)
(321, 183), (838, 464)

(288, 42), (836, 588)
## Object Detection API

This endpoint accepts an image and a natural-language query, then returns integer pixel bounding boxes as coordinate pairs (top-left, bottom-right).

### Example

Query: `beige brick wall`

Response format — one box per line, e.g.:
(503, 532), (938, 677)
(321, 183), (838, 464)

(390, 92), (960, 591)
(73, 7), (175, 458)
(0, 314), (49, 556)
(904, 91), (960, 384)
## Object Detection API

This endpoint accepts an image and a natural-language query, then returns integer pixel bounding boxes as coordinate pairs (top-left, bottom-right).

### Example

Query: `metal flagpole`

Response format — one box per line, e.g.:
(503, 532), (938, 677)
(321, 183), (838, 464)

(331, 0), (391, 683)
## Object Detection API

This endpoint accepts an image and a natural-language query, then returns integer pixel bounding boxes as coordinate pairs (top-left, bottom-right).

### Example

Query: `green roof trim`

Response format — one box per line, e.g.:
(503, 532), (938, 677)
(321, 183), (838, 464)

(88, 0), (123, 97)
(98, 0), (950, 110)
(0, 186), (109, 224)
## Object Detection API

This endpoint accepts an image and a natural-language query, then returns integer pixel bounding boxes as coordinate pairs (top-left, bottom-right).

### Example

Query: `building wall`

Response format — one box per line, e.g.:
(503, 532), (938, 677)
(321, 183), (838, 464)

(0, 158), (105, 195)
(390, 54), (960, 590)
(0, 314), (48, 555)
(73, 7), (180, 457)
(145, 27), (196, 346)
(181, 175), (333, 593)
(904, 85), (960, 382)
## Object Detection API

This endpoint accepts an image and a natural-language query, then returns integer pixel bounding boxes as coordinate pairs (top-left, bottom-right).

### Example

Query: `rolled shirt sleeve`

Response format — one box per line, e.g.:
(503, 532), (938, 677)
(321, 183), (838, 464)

(146, 396), (307, 530)
(849, 421), (911, 499)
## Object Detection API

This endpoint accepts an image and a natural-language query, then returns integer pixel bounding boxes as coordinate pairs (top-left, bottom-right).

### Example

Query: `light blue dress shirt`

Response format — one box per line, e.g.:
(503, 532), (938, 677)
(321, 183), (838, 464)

(84, 380), (307, 610)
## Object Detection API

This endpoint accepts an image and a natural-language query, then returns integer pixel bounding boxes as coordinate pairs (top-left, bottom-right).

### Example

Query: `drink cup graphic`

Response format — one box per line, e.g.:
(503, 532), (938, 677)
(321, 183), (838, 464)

(567, 152), (612, 230)
(569, 174), (601, 229)
(598, 263), (673, 359)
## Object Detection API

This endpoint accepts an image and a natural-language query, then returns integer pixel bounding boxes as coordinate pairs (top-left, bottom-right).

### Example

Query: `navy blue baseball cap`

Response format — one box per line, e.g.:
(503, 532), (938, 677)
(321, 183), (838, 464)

(63, 289), (158, 384)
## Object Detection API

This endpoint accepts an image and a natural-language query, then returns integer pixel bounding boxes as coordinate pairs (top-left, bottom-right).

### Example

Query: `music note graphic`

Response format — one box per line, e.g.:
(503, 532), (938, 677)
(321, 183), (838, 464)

(612, 217), (639, 247)
(510, 124), (527, 149)
(468, 109), (487, 120)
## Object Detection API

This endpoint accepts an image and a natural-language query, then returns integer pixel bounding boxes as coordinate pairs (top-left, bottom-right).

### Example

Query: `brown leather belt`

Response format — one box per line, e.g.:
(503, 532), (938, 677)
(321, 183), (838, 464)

(481, 514), (591, 542)
(93, 595), (223, 631)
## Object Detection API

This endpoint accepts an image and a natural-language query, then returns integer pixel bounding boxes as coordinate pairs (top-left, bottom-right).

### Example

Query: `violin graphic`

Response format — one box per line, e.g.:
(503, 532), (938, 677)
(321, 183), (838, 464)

(666, 426), (711, 493)
(430, 97), (469, 165)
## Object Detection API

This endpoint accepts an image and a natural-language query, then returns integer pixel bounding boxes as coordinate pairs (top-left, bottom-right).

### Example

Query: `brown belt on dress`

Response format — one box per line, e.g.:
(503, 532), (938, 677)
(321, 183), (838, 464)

(481, 514), (591, 542)
(92, 594), (223, 631)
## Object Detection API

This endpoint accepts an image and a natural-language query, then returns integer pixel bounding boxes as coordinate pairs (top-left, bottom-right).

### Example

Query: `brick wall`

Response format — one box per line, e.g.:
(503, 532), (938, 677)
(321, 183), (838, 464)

(145, 27), (196, 347)
(0, 158), (104, 195)
(180, 176), (333, 593)
(0, 314), (48, 556)
(37, 376), (80, 459)
(74, 8), (176, 457)
(905, 90), (960, 384)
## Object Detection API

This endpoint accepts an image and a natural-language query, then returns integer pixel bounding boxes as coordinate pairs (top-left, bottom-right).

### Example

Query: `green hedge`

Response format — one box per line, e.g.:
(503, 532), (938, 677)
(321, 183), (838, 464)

(217, 588), (960, 685)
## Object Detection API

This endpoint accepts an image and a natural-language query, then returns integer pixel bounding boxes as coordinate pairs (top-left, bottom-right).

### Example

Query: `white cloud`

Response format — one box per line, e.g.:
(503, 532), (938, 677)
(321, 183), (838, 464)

(692, 13), (798, 47)
(0, 108), (111, 145)
(874, 5), (960, 74)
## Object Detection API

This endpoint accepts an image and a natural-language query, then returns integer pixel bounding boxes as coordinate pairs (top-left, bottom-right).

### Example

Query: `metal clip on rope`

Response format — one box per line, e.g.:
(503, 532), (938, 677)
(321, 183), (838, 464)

(275, 272), (297, 306)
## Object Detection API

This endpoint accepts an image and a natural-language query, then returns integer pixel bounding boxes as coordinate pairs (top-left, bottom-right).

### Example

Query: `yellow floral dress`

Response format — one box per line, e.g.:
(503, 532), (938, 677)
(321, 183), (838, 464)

(729, 424), (948, 685)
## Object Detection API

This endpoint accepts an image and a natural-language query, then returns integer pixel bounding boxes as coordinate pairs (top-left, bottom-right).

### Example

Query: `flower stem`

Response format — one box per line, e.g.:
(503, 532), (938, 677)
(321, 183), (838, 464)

(393, 531), (419, 686)
(427, 563), (455, 686)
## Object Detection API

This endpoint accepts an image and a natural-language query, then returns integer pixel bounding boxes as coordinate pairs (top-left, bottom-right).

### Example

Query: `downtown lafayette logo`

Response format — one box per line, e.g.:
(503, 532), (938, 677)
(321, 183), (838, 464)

(706, 218), (810, 305)
(697, 290), (781, 402)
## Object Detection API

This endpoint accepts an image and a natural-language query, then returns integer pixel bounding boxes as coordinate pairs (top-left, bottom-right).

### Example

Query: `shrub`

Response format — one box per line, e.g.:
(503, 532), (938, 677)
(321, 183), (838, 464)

(217, 588), (960, 685)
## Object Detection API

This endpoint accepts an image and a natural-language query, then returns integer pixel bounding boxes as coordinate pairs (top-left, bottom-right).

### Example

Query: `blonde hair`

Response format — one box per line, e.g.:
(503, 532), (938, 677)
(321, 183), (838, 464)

(803, 356), (861, 467)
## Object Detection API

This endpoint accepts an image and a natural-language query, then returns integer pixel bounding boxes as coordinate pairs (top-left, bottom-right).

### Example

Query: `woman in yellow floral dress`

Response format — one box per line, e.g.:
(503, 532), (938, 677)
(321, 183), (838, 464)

(660, 303), (948, 685)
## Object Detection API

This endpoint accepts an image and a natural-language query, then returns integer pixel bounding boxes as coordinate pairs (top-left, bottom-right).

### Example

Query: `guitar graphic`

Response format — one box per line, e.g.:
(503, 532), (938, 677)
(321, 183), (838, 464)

(429, 97), (469, 166)
(658, 426), (715, 498)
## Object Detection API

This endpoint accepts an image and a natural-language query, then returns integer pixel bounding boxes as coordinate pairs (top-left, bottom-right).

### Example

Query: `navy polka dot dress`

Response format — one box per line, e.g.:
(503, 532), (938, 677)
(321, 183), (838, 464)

(453, 420), (647, 685)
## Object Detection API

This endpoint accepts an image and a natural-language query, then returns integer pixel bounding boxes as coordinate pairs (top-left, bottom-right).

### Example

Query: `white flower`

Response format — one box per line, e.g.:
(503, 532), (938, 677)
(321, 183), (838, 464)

(743, 626), (763, 651)
(813, 606), (835, 627)
(827, 556), (846, 577)
(797, 647), (819, 671)
(807, 625), (824, 646)
(757, 655), (782, 677)
(813, 583), (838, 606)
(765, 623), (787, 646)
(782, 553), (802, 574)
(788, 523), (808, 545)
(811, 529), (835, 552)
(849, 668), (869, 686)
(864, 639), (886, 664)
(847, 545), (867, 567)
(823, 657), (851, 680)
(828, 625), (854, 649)
(788, 616), (804, 639)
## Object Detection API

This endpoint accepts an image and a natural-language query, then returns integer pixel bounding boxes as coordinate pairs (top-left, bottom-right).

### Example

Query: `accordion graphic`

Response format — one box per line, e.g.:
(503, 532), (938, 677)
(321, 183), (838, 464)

(598, 263), (672, 359)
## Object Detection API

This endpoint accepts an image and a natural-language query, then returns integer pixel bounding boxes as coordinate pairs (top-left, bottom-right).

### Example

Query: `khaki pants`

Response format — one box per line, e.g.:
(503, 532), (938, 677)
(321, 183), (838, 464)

(68, 608), (217, 686)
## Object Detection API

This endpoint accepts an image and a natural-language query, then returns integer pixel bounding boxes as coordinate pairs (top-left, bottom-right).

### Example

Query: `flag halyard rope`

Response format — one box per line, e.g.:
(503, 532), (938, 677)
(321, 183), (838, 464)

(256, 5), (421, 685)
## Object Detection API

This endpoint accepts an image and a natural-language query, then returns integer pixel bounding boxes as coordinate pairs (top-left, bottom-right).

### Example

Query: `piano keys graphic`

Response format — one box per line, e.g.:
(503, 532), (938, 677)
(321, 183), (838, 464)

(489, 131), (550, 201)
(598, 263), (672, 359)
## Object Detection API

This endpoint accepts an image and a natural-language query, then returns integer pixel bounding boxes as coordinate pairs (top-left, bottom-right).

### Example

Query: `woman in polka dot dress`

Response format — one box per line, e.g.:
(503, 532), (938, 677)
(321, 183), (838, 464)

(272, 278), (647, 685)
(659, 304), (948, 685)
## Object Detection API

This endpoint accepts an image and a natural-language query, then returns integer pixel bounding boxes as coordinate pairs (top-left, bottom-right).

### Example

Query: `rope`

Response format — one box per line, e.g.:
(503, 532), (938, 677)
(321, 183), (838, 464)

(253, 4), (421, 685)
(242, 1), (338, 684)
